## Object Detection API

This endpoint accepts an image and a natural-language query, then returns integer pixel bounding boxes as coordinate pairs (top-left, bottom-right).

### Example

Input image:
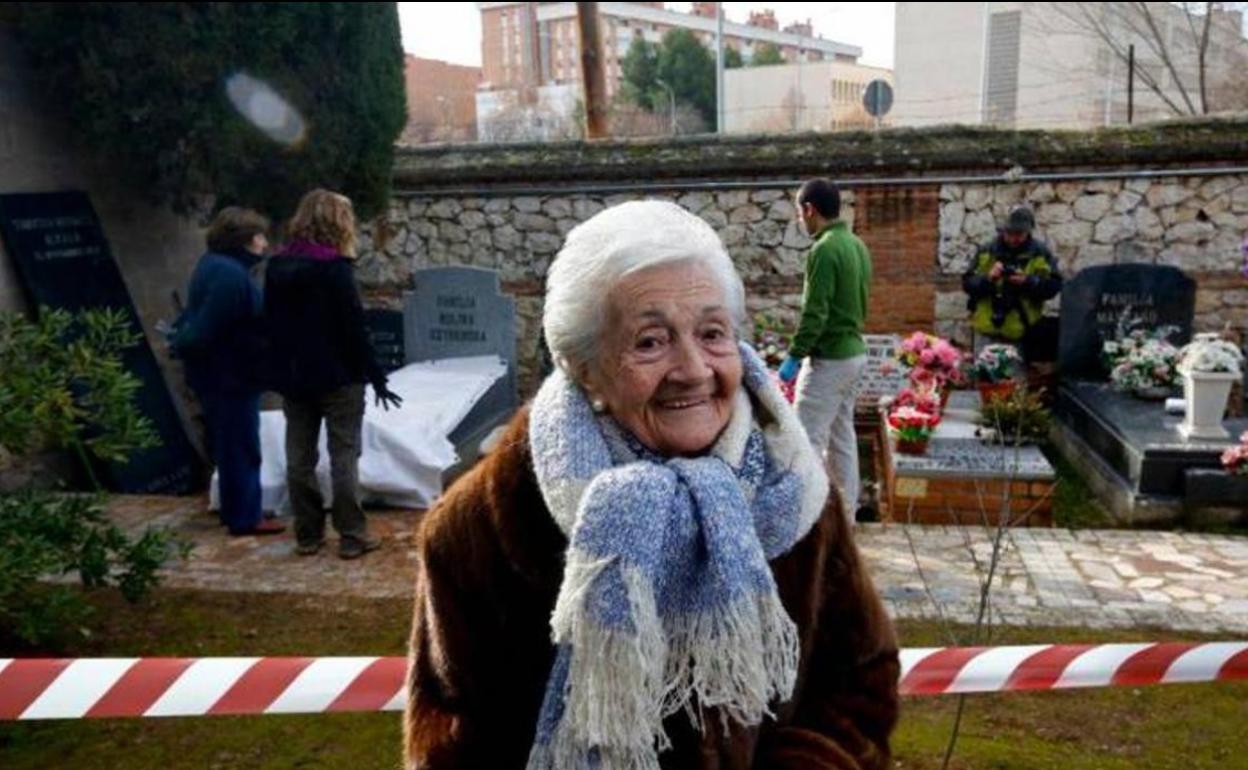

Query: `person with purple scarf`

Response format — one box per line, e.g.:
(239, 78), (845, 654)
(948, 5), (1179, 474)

(264, 189), (402, 560)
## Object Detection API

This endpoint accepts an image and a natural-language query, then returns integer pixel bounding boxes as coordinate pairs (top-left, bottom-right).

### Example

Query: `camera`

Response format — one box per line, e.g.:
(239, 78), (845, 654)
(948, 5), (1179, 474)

(990, 266), (1021, 328)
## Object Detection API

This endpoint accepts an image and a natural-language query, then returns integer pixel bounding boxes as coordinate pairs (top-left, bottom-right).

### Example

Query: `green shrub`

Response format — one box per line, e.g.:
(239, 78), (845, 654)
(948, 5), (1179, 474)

(1, 308), (178, 649)
(0, 307), (158, 476)
(977, 386), (1053, 446)
(0, 492), (182, 647)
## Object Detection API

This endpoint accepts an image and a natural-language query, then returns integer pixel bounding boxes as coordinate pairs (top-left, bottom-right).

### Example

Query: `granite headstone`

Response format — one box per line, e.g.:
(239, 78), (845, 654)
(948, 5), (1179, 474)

(1058, 264), (1195, 379)
(403, 266), (517, 402)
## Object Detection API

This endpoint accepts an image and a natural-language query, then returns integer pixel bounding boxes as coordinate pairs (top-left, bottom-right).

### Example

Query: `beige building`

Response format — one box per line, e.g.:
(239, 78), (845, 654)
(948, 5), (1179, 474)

(477, 2), (862, 108)
(724, 60), (893, 133)
(893, 1), (1248, 129)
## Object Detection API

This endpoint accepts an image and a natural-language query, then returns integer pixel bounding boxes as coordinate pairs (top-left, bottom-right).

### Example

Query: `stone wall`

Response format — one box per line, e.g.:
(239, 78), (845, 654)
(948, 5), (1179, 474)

(358, 189), (846, 393)
(360, 163), (1247, 394)
(934, 174), (1248, 344)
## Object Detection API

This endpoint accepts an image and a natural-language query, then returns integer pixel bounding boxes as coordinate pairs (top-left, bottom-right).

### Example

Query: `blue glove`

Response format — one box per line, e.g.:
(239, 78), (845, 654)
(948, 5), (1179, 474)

(778, 355), (801, 383)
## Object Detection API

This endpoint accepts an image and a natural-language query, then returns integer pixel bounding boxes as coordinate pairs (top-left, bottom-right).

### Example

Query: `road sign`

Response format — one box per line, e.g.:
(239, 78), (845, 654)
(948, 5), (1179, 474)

(863, 79), (894, 118)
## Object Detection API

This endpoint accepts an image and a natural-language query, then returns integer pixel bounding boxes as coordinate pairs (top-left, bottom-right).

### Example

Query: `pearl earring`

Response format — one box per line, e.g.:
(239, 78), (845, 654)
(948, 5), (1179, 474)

(591, 399), (605, 413)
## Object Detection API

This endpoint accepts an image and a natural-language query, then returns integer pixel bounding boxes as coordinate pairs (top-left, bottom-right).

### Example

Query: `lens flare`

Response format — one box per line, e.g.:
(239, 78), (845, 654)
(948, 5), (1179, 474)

(225, 72), (306, 146)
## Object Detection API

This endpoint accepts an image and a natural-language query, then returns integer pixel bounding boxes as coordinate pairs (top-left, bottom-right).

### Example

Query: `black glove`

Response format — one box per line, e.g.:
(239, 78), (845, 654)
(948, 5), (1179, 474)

(373, 382), (403, 411)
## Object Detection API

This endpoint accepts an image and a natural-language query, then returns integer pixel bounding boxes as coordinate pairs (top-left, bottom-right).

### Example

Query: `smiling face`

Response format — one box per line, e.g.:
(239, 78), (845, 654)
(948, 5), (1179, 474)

(580, 260), (743, 457)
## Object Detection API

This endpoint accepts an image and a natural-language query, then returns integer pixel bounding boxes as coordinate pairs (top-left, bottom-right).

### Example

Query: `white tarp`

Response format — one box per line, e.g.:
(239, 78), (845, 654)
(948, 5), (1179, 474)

(210, 356), (508, 513)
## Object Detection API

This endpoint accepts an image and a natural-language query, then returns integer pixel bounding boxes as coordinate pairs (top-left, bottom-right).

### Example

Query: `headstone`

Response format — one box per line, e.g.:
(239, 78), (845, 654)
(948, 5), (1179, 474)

(892, 438), (1053, 480)
(403, 266), (517, 402)
(857, 333), (907, 410)
(0, 191), (199, 493)
(1058, 264), (1195, 379)
(362, 309), (405, 373)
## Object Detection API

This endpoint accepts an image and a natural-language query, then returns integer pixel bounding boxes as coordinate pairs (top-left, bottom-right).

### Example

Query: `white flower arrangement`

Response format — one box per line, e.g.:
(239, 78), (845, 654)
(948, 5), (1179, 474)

(1177, 333), (1245, 375)
(1103, 327), (1181, 395)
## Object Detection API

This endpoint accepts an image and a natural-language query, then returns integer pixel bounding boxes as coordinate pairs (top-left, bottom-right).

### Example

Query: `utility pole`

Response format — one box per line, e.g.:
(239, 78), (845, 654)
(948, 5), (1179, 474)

(1127, 43), (1135, 124)
(576, 2), (609, 139)
(1103, 49), (1115, 126)
(522, 1), (540, 105)
(716, 2), (724, 133)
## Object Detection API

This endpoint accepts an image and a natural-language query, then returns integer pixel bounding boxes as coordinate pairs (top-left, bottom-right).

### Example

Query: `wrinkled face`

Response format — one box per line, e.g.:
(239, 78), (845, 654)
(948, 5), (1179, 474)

(582, 260), (742, 457)
(1003, 230), (1028, 249)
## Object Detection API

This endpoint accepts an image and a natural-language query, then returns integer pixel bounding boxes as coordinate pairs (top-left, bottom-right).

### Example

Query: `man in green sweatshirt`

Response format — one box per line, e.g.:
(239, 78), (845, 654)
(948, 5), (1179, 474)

(778, 178), (872, 522)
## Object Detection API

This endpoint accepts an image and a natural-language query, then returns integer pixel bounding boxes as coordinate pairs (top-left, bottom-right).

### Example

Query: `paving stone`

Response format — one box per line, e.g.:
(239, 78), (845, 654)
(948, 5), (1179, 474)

(102, 499), (1248, 634)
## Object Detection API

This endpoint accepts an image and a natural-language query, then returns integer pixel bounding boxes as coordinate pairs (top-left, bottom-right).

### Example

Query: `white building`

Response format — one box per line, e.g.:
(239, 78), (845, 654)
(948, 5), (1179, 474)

(893, 1), (1248, 129)
(724, 61), (894, 134)
(476, 2), (863, 140)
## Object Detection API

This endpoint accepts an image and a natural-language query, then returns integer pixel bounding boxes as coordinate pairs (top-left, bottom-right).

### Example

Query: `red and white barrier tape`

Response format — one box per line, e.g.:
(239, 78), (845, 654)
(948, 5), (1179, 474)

(2, 643), (1246, 720)
(899, 641), (1248, 694)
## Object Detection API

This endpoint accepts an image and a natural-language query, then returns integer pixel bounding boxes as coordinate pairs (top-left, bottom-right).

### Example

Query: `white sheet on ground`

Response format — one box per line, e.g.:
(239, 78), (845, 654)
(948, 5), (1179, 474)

(210, 356), (507, 513)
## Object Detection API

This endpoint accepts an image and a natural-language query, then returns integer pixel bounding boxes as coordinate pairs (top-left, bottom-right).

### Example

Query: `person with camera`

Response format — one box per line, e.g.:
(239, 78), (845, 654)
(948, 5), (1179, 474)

(962, 206), (1063, 364)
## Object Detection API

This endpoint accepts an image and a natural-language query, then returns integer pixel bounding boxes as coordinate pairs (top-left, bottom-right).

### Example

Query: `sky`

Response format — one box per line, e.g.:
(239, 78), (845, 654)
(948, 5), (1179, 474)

(397, 2), (896, 70)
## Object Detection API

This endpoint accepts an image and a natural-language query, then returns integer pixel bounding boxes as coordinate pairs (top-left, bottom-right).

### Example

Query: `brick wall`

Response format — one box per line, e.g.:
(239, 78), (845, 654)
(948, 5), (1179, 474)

(856, 185), (940, 334)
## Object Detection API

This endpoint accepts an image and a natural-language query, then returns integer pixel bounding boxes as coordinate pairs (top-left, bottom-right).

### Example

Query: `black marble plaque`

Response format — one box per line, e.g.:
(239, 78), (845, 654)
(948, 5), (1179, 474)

(363, 309), (405, 373)
(1058, 264), (1195, 379)
(1057, 381), (1244, 497)
(0, 191), (199, 493)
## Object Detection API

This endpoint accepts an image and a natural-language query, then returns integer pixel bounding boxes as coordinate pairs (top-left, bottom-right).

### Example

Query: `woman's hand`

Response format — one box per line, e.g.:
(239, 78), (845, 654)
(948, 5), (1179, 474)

(374, 383), (403, 411)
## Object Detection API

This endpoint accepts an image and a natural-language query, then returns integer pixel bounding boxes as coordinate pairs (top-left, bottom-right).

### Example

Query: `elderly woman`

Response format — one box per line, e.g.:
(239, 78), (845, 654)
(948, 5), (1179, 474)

(405, 201), (899, 769)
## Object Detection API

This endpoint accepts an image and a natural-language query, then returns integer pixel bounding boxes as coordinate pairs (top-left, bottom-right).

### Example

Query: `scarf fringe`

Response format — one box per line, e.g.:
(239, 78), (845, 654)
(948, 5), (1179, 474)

(659, 589), (799, 728)
(534, 562), (667, 770)
(531, 559), (800, 770)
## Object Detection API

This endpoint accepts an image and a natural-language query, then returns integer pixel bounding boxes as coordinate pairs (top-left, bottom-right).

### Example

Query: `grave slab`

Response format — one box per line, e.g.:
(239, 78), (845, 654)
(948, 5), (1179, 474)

(883, 391), (1056, 526)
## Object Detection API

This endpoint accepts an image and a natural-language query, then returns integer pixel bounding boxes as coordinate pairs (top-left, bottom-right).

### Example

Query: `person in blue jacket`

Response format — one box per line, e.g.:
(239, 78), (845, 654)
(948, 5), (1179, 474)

(172, 207), (284, 536)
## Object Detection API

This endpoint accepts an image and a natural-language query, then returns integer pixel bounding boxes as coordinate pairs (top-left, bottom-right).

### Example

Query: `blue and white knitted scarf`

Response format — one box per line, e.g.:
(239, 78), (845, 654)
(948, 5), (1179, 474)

(526, 343), (829, 770)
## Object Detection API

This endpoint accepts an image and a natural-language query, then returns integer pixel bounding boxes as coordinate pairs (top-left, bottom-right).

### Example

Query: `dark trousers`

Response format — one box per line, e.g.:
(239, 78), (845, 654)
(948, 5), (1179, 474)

(198, 388), (262, 534)
(283, 384), (368, 548)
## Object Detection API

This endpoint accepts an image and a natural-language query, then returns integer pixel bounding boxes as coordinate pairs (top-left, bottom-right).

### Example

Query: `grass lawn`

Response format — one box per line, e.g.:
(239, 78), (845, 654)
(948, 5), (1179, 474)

(1045, 445), (1116, 529)
(2, 589), (1246, 769)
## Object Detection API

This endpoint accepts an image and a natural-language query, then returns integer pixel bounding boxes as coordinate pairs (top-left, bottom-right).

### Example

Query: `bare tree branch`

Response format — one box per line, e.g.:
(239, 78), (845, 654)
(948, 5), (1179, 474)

(1136, 1), (1200, 113)
(937, 404), (1025, 770)
(902, 499), (961, 647)
(1179, 2), (1212, 113)
(1042, 2), (1196, 117)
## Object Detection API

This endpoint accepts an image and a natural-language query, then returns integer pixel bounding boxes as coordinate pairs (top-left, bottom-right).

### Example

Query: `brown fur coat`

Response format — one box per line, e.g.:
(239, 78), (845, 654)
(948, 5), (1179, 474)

(405, 408), (899, 769)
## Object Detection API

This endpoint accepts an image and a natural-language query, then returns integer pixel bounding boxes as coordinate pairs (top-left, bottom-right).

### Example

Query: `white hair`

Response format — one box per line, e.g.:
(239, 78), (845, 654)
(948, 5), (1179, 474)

(543, 199), (746, 374)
